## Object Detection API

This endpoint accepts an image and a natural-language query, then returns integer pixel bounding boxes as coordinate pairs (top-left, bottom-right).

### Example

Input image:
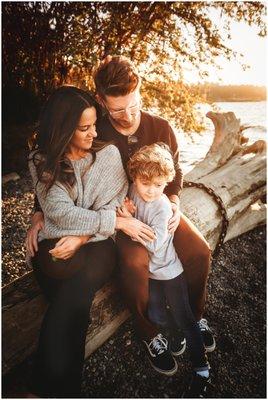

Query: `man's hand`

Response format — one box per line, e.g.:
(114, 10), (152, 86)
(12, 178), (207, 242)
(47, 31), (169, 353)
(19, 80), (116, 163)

(26, 211), (45, 257)
(49, 235), (91, 260)
(168, 196), (181, 233)
(116, 217), (156, 247)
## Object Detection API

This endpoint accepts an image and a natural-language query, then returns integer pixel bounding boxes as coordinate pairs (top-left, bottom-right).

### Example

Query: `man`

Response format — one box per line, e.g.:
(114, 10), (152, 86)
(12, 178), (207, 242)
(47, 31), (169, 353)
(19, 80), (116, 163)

(27, 55), (215, 376)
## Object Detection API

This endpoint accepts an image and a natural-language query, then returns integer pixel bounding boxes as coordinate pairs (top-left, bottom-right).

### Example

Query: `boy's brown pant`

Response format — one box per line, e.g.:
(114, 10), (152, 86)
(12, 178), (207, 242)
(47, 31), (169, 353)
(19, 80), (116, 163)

(116, 213), (211, 340)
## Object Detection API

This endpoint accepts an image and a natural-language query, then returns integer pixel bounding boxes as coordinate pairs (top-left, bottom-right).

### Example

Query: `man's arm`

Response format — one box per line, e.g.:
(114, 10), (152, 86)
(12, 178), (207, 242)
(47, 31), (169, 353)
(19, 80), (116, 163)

(163, 122), (184, 197)
(167, 194), (181, 233)
(159, 122), (182, 233)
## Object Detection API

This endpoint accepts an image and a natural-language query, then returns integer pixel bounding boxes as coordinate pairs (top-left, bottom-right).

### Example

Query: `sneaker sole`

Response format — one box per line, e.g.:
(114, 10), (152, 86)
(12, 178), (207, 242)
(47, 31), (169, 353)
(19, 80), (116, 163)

(148, 358), (178, 376)
(171, 339), (187, 357)
(205, 339), (216, 353)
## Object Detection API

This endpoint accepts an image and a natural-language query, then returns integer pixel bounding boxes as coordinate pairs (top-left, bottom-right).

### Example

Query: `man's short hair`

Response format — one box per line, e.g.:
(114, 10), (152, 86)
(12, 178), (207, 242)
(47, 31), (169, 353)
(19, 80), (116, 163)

(93, 55), (140, 99)
(127, 143), (175, 183)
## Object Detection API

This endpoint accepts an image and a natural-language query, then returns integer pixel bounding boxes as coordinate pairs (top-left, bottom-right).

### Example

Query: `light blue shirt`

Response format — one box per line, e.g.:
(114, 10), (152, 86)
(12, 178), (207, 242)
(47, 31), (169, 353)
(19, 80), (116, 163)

(129, 184), (183, 280)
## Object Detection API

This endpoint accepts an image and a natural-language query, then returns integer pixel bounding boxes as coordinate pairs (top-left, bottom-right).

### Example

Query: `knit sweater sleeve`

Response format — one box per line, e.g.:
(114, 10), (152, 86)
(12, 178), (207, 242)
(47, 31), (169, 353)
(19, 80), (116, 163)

(28, 148), (128, 238)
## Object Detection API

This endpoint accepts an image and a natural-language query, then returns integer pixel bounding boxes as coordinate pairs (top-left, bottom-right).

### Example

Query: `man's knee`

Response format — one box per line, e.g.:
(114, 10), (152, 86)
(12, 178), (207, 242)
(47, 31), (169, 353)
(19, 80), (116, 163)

(183, 236), (211, 268)
(119, 247), (149, 275)
(197, 240), (212, 265)
(182, 240), (211, 283)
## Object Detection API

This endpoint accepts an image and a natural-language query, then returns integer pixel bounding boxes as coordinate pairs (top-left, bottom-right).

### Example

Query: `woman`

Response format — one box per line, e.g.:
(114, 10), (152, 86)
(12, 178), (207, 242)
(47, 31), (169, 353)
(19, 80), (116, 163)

(27, 86), (130, 397)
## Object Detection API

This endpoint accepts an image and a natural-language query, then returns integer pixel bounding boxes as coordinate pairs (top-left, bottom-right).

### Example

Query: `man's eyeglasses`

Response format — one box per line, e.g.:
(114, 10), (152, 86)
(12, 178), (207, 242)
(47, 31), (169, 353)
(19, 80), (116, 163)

(105, 99), (142, 119)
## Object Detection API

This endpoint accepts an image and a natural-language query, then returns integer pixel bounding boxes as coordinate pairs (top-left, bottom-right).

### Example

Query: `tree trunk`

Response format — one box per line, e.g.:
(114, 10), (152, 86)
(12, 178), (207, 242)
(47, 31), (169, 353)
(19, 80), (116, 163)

(2, 111), (266, 375)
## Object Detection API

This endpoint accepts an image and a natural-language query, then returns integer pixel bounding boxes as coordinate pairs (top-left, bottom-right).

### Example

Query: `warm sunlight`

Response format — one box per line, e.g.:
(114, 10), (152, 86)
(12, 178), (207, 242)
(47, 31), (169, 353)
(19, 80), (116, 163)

(2, 3), (266, 398)
(183, 16), (267, 85)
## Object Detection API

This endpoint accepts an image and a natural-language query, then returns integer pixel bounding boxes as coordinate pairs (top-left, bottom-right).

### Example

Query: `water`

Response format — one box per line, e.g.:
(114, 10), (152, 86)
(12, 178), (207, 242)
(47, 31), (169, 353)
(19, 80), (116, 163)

(178, 101), (267, 173)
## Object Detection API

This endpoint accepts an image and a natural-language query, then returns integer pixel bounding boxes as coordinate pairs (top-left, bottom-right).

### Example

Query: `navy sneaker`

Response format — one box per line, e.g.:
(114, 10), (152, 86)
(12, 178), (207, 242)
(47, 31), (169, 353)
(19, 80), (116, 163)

(198, 319), (216, 352)
(182, 372), (213, 398)
(169, 331), (186, 356)
(143, 333), (178, 376)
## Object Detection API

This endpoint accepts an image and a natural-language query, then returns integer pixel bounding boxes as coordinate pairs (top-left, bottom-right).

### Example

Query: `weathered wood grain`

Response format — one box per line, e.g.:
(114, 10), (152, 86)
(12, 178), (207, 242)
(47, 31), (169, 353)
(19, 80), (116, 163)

(2, 272), (130, 375)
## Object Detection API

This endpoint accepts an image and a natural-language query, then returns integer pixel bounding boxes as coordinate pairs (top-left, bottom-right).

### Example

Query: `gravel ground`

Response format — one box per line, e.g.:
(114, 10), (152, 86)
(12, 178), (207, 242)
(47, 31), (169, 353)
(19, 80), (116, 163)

(2, 173), (34, 285)
(2, 174), (266, 398)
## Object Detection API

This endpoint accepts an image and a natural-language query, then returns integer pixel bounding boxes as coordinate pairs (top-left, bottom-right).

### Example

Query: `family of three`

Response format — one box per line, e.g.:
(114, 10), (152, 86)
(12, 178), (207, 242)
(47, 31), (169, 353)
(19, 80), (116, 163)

(26, 55), (215, 398)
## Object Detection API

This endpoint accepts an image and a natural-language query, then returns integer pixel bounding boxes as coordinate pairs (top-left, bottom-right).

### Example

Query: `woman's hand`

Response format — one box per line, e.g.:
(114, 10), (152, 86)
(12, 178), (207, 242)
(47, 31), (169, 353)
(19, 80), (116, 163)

(25, 211), (45, 257)
(168, 202), (181, 234)
(49, 235), (91, 260)
(116, 216), (156, 246)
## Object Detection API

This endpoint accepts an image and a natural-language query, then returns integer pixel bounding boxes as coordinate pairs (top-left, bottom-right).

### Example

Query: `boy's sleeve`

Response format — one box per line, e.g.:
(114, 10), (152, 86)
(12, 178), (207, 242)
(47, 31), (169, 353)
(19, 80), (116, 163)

(144, 202), (173, 253)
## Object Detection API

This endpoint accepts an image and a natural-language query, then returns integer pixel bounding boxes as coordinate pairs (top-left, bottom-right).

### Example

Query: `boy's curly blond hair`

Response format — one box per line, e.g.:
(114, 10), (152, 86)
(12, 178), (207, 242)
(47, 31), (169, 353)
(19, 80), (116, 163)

(127, 143), (175, 183)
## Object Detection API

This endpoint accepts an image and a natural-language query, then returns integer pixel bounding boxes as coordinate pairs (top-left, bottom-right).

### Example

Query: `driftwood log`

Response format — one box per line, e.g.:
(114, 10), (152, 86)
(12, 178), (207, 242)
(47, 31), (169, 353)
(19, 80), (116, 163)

(2, 111), (266, 375)
(184, 112), (266, 249)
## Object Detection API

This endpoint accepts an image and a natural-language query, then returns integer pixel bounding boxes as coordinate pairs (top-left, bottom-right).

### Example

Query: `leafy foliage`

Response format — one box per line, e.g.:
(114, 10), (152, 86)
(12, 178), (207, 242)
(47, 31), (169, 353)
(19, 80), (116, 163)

(2, 1), (266, 131)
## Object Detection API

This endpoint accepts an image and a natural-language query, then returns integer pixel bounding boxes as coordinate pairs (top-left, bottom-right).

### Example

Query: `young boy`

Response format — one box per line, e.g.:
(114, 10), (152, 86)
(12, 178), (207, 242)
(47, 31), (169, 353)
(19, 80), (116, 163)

(117, 143), (212, 398)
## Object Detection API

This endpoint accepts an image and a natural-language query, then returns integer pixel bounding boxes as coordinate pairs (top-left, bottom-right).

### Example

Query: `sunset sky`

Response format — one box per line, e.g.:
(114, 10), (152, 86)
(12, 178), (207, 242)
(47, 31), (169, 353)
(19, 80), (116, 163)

(183, 14), (267, 86)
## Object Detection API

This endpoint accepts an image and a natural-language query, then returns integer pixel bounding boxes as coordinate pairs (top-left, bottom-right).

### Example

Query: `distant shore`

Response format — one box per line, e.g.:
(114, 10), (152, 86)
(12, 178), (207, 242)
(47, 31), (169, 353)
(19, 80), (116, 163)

(194, 83), (266, 103)
(210, 99), (266, 102)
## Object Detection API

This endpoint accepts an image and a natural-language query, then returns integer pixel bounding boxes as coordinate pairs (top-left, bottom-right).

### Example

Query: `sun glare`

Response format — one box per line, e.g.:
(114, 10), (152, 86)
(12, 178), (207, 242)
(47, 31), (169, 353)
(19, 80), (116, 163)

(183, 16), (267, 86)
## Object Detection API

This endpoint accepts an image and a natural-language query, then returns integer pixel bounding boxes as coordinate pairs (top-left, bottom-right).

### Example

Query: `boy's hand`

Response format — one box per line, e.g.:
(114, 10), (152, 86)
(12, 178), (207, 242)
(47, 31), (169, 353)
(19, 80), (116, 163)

(116, 205), (133, 218)
(116, 197), (136, 218)
(124, 197), (136, 215)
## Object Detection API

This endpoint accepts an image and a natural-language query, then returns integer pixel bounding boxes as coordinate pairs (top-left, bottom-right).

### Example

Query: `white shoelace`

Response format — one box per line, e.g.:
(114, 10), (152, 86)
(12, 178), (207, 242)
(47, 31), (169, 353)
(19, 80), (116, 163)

(198, 318), (209, 331)
(148, 333), (168, 357)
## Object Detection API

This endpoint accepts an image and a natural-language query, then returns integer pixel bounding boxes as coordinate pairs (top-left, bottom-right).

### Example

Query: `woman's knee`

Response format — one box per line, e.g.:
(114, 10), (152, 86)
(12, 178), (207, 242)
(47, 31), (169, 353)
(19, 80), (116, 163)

(77, 239), (117, 290)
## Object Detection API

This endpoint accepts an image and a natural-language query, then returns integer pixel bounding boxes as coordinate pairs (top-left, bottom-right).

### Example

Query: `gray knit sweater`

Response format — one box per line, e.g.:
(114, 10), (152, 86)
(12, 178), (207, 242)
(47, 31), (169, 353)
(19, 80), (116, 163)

(29, 144), (128, 242)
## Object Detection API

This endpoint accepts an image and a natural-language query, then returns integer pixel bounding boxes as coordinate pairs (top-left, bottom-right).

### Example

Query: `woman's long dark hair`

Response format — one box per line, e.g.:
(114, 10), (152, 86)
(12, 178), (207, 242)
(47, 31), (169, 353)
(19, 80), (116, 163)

(29, 86), (106, 192)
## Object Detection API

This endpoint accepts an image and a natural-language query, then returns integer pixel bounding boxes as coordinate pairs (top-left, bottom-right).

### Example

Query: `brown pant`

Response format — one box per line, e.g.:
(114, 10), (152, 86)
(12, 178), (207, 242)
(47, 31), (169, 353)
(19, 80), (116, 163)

(116, 213), (211, 340)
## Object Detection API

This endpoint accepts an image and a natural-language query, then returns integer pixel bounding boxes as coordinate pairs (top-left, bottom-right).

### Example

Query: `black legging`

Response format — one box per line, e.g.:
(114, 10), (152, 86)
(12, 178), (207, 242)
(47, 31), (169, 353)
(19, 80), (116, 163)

(30, 237), (117, 398)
